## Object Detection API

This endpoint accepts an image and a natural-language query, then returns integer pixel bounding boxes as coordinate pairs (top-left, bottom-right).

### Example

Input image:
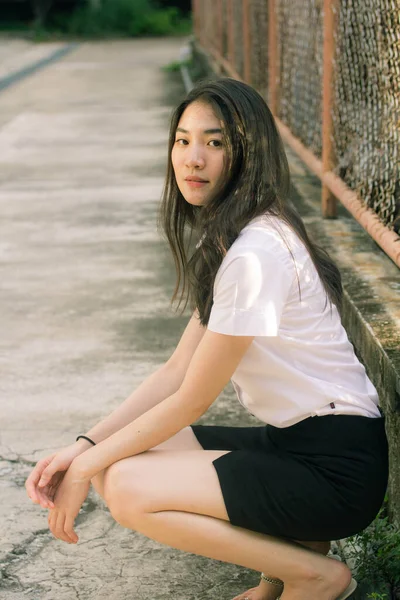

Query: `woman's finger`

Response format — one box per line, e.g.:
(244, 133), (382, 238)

(45, 484), (56, 509)
(42, 475), (61, 507)
(25, 455), (56, 501)
(49, 510), (65, 542)
(34, 479), (54, 508)
(38, 459), (61, 488)
(48, 510), (65, 540)
(55, 512), (74, 544)
(37, 485), (54, 509)
(64, 515), (78, 544)
(25, 460), (47, 501)
(48, 510), (56, 537)
(36, 487), (48, 508)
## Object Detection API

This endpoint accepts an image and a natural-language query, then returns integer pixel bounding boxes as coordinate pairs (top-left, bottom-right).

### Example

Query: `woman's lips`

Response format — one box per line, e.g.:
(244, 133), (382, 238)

(185, 179), (208, 188)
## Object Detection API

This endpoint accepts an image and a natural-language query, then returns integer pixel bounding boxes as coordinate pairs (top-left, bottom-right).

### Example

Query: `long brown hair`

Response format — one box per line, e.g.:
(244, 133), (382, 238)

(157, 78), (342, 326)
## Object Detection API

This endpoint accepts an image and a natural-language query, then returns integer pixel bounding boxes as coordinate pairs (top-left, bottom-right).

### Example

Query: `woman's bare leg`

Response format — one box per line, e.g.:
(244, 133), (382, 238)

(90, 426), (202, 496)
(230, 541), (331, 600)
(155, 427), (331, 599)
(90, 433), (351, 600)
(155, 429), (332, 600)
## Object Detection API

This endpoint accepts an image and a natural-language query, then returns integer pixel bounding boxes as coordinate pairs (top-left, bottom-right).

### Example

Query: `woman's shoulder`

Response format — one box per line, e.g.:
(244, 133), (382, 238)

(215, 215), (298, 286)
(230, 214), (308, 261)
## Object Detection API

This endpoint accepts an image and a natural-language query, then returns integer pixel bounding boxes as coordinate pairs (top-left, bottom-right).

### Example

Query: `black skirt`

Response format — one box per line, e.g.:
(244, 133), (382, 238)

(191, 415), (388, 541)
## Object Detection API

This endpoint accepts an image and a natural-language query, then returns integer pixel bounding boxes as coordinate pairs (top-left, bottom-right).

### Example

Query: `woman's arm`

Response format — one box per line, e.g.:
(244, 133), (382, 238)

(30, 310), (206, 496)
(73, 330), (254, 481)
(78, 310), (207, 447)
(45, 329), (254, 543)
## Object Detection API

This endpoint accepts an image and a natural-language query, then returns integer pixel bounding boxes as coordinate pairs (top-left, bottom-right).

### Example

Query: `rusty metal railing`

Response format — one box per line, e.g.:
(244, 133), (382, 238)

(192, 0), (400, 268)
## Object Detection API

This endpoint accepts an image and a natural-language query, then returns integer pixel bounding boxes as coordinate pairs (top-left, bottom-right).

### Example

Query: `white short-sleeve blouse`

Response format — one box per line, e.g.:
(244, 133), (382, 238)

(207, 214), (380, 427)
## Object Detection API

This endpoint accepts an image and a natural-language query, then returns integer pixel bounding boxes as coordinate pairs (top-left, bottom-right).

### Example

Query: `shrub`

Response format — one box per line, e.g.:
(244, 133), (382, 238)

(344, 504), (400, 598)
(52, 0), (191, 37)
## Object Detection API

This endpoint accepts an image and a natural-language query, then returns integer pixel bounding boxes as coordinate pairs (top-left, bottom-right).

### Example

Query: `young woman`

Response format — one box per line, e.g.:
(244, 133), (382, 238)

(26, 78), (388, 600)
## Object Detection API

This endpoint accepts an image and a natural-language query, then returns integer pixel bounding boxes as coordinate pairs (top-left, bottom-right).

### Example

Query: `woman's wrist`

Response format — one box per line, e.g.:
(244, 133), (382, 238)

(76, 434), (96, 446)
(75, 437), (95, 452)
(70, 454), (94, 482)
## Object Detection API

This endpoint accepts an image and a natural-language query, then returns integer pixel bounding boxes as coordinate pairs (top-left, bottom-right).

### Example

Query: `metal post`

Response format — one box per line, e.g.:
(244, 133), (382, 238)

(322, 0), (338, 218)
(199, 0), (205, 47)
(268, 0), (278, 115)
(218, 0), (224, 59)
(202, 0), (207, 47)
(243, 0), (251, 83)
(228, 0), (235, 66)
(192, 0), (199, 42)
(205, 0), (210, 47)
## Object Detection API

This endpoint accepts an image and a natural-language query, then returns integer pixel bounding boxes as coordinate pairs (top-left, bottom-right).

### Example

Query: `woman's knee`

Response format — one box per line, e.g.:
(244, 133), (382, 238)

(103, 462), (124, 517)
(102, 461), (141, 527)
(92, 467), (133, 527)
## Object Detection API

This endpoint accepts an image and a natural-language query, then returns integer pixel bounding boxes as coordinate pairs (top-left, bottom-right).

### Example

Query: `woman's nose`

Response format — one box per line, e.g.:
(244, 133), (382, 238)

(185, 146), (205, 169)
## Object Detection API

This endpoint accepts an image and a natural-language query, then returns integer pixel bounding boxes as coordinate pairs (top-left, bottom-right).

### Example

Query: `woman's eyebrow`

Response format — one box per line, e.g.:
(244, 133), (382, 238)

(176, 127), (222, 134)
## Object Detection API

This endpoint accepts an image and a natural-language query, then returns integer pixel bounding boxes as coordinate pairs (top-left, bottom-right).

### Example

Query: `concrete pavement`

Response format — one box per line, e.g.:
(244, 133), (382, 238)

(0, 38), (260, 599)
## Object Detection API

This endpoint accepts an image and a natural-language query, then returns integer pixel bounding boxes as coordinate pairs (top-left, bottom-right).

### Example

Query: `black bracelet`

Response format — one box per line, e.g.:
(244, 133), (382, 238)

(76, 435), (96, 446)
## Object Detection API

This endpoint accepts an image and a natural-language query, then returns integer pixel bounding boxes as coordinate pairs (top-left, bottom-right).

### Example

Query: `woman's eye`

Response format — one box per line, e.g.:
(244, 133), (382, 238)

(209, 140), (222, 147)
(175, 138), (188, 145)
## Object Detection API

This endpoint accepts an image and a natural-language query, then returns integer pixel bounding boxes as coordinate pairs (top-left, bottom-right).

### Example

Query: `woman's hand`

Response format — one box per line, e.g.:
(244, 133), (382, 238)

(47, 464), (91, 544)
(25, 442), (90, 509)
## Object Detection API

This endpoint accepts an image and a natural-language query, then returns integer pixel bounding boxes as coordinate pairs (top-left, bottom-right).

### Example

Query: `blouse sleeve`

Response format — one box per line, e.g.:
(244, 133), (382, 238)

(208, 247), (294, 336)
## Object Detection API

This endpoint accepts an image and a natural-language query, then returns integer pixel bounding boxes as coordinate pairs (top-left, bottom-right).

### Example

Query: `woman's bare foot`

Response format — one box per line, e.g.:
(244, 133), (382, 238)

(231, 541), (337, 600)
(281, 551), (352, 599)
(231, 575), (282, 600)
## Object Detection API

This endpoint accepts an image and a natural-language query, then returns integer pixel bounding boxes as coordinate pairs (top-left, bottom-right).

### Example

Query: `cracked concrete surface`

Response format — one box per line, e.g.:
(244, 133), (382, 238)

(0, 38), (261, 599)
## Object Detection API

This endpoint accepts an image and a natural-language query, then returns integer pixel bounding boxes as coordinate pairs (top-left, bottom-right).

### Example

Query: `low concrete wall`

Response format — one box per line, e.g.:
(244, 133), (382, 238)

(341, 289), (400, 523)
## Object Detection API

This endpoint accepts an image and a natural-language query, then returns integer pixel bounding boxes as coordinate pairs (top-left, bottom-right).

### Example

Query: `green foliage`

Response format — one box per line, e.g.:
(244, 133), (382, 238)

(162, 59), (191, 72)
(0, 21), (29, 33)
(50, 0), (192, 38)
(345, 503), (400, 595)
(32, 25), (50, 41)
(0, 0), (192, 38)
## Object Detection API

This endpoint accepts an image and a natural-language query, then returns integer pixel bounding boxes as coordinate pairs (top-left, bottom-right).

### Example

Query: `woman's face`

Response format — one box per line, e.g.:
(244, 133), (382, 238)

(171, 101), (225, 206)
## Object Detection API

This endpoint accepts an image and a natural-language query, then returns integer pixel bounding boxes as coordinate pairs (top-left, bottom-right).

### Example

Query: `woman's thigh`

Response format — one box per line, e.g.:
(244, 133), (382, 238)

(152, 425), (204, 451)
(102, 449), (232, 523)
(151, 424), (268, 452)
(91, 426), (222, 498)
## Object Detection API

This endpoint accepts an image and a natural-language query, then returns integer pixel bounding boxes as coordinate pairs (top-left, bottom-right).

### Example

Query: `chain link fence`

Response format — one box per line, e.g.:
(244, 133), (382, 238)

(250, 0), (269, 97)
(333, 0), (399, 229)
(193, 0), (400, 236)
(276, 0), (324, 158)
